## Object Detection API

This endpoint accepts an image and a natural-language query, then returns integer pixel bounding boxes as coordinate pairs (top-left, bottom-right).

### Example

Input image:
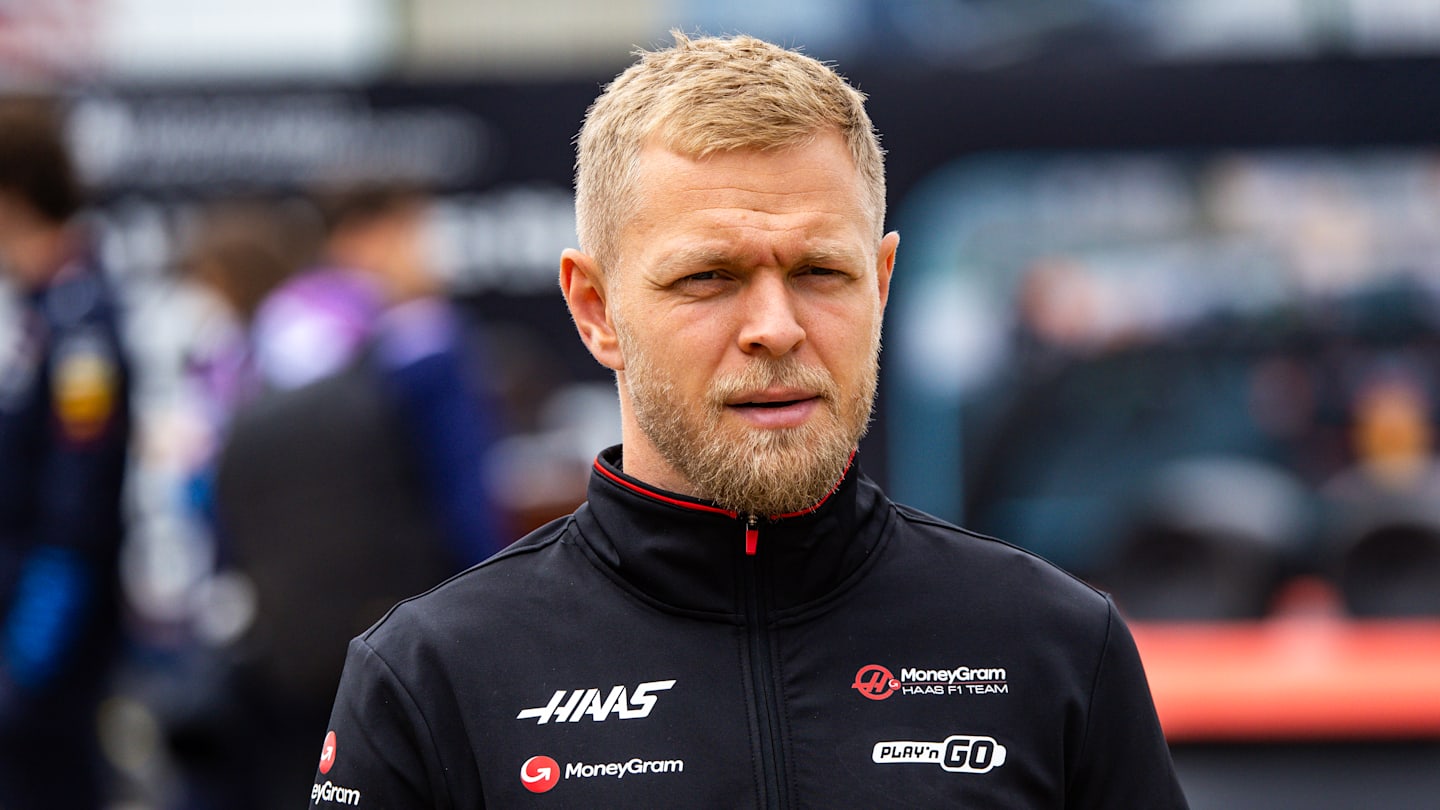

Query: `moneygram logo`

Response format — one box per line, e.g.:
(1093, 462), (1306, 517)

(318, 731), (337, 774)
(521, 756), (561, 793)
(872, 735), (1008, 774)
(852, 665), (900, 700)
(851, 663), (1008, 699)
(312, 731), (362, 806)
(517, 679), (676, 724)
(519, 753), (684, 794)
(312, 781), (362, 807)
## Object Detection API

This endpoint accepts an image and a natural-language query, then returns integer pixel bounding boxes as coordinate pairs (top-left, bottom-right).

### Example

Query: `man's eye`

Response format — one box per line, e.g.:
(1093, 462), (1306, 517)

(681, 270), (726, 283)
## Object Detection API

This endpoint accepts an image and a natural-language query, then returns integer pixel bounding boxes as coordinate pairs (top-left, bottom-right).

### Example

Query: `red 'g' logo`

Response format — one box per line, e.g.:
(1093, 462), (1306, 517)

(521, 755), (561, 793)
(852, 665), (900, 700)
(319, 730), (337, 774)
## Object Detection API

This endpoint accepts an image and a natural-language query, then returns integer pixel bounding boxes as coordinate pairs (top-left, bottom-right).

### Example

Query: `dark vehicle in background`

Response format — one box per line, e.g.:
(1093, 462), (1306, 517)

(960, 277), (1440, 809)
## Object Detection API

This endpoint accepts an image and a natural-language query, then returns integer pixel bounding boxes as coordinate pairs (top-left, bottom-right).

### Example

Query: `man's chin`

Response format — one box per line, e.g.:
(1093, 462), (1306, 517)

(715, 464), (845, 516)
(694, 431), (853, 514)
(721, 423), (816, 457)
(719, 405), (833, 442)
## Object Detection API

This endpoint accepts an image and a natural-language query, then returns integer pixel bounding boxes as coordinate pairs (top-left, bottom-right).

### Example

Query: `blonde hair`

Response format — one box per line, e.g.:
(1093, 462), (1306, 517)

(574, 31), (886, 272)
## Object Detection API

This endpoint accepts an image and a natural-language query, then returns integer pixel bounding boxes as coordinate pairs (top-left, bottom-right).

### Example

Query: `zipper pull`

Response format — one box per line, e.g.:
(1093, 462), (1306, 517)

(744, 514), (759, 556)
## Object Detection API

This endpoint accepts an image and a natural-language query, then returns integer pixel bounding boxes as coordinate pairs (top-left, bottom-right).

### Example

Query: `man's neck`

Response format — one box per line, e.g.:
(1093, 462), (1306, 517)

(614, 438), (698, 499)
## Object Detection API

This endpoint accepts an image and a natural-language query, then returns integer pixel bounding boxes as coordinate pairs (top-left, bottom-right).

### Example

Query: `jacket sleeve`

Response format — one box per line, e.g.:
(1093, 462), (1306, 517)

(310, 636), (451, 809)
(1066, 598), (1190, 809)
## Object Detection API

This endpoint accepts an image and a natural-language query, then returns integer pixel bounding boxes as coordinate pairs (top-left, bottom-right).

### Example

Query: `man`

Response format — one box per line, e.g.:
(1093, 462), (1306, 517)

(0, 101), (130, 809)
(313, 33), (1188, 808)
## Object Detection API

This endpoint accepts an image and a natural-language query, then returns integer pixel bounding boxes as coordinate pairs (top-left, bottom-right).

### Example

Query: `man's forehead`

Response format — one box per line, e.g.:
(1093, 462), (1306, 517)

(633, 131), (857, 180)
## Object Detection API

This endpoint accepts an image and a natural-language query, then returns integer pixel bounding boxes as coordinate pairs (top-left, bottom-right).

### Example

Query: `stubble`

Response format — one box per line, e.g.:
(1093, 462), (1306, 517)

(617, 317), (879, 516)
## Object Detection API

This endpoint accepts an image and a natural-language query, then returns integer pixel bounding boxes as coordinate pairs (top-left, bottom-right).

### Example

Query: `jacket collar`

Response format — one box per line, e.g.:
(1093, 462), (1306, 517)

(571, 445), (892, 618)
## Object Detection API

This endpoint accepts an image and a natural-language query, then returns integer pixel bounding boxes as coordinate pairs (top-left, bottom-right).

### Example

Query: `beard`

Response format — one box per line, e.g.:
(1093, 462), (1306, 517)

(616, 319), (880, 516)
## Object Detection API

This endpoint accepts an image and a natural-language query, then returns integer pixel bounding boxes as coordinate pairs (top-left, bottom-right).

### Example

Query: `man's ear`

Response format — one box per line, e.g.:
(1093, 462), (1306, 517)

(876, 230), (899, 311)
(560, 248), (625, 371)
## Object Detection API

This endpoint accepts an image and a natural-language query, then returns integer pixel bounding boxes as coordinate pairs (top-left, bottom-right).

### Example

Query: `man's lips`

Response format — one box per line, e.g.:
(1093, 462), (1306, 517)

(726, 389), (821, 408)
(725, 391), (823, 428)
(741, 400), (808, 408)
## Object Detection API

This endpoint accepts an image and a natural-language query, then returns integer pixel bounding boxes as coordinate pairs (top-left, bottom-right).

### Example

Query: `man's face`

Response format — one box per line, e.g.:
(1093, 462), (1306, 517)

(597, 130), (898, 515)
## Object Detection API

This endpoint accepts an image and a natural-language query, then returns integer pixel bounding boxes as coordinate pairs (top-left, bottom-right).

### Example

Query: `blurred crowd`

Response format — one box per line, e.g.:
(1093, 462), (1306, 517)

(0, 99), (557, 808)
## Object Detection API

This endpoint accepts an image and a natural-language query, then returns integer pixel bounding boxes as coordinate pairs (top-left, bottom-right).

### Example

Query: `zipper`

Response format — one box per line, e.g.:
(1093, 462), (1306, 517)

(590, 452), (856, 806)
(743, 513), (786, 808)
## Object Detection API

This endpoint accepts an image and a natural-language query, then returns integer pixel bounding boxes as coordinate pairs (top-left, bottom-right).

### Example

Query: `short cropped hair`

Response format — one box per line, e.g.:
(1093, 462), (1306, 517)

(574, 31), (886, 272)
(186, 199), (316, 320)
(0, 100), (81, 224)
(311, 182), (428, 237)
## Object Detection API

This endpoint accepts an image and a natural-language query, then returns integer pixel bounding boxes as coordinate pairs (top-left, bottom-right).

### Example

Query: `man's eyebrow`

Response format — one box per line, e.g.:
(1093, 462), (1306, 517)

(795, 245), (864, 267)
(656, 243), (864, 273)
(656, 246), (735, 273)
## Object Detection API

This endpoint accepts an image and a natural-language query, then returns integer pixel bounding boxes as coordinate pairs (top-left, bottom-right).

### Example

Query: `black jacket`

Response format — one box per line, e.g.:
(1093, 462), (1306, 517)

(313, 446), (1187, 808)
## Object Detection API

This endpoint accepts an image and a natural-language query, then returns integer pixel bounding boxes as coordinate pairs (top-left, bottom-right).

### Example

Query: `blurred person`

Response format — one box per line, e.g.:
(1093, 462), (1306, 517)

(184, 199), (315, 422)
(250, 184), (428, 391)
(1343, 366), (1436, 492)
(121, 200), (314, 810)
(212, 184), (507, 807)
(1016, 257), (1111, 356)
(247, 183), (507, 563)
(312, 32), (1186, 808)
(1322, 362), (1440, 617)
(0, 100), (130, 809)
(180, 198), (316, 529)
(1322, 362), (1440, 505)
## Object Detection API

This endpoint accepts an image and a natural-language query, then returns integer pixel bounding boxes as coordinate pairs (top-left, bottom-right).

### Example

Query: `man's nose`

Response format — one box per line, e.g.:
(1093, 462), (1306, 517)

(737, 275), (806, 357)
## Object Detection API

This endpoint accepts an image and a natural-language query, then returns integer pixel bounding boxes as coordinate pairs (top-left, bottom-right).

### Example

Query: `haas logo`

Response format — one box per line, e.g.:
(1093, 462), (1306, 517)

(318, 731), (338, 774)
(521, 755), (560, 793)
(517, 679), (676, 724)
(852, 665), (900, 701)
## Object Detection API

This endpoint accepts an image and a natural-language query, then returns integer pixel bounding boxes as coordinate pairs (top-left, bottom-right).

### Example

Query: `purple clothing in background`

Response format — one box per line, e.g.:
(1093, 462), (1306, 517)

(251, 267), (385, 391)
(242, 264), (507, 564)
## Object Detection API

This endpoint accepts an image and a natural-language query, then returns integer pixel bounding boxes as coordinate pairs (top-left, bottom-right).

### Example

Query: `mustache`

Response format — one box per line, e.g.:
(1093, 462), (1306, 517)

(707, 358), (839, 406)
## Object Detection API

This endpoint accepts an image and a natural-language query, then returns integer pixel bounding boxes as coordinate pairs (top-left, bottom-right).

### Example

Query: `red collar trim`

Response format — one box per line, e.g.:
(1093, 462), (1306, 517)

(592, 461), (738, 518)
(771, 450), (854, 519)
(591, 450), (854, 521)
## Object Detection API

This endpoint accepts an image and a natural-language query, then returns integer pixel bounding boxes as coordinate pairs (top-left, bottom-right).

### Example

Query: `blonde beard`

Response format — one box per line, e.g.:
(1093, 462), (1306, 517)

(616, 321), (879, 516)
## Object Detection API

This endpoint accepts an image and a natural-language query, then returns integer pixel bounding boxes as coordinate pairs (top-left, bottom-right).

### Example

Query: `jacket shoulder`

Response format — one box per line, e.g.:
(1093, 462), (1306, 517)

(886, 501), (1113, 618)
(359, 514), (576, 648)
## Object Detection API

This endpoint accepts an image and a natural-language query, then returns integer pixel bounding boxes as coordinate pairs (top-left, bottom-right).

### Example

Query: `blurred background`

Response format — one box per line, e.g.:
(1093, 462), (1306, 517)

(3, 1), (1440, 808)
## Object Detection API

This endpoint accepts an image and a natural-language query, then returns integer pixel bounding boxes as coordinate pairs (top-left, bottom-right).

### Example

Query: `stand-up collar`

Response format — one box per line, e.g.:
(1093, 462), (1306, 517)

(571, 445), (892, 619)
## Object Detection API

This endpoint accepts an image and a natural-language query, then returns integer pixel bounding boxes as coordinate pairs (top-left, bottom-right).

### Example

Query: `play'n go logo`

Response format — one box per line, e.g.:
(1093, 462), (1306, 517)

(872, 735), (1008, 774)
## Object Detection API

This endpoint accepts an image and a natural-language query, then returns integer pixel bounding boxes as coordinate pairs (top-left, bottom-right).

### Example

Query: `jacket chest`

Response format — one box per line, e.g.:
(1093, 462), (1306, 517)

(465, 607), (1061, 808)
